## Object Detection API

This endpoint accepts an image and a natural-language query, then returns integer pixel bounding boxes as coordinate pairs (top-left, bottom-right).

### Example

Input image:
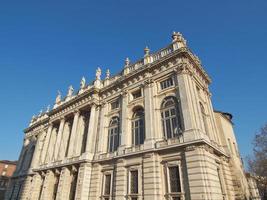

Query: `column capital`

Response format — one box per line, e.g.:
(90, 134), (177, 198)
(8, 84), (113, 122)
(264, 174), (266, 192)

(73, 109), (80, 115)
(143, 78), (155, 88)
(59, 117), (66, 122)
(174, 63), (191, 76)
(121, 90), (128, 97)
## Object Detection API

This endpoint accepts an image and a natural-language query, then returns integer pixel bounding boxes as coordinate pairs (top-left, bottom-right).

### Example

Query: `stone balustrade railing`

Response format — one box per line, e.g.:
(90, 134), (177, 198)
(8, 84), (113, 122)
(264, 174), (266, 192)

(126, 45), (174, 75)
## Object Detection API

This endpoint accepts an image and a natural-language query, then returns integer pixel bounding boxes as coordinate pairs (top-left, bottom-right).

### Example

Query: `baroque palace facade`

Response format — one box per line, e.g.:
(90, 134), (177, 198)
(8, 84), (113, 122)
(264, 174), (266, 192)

(5, 32), (260, 200)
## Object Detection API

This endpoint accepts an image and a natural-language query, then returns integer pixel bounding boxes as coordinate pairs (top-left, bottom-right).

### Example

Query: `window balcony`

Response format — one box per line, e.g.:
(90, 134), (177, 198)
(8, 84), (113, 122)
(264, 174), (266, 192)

(155, 135), (184, 149)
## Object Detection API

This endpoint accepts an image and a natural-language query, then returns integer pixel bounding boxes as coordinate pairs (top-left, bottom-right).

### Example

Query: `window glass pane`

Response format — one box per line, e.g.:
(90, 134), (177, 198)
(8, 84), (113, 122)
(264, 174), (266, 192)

(172, 118), (178, 136)
(132, 90), (142, 99)
(166, 119), (172, 138)
(111, 100), (119, 110)
(114, 135), (118, 151)
(165, 110), (170, 117)
(171, 108), (176, 116)
(135, 128), (139, 145)
(140, 128), (144, 144)
(104, 174), (111, 195)
(139, 118), (144, 126)
(169, 166), (181, 192)
(160, 78), (174, 90)
(109, 135), (113, 152)
(130, 170), (138, 194)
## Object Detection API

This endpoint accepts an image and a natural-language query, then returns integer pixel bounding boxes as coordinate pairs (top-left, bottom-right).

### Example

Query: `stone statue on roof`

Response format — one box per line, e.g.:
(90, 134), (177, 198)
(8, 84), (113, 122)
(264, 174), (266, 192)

(55, 90), (61, 104)
(80, 76), (86, 89)
(96, 67), (101, 80)
(67, 85), (74, 97)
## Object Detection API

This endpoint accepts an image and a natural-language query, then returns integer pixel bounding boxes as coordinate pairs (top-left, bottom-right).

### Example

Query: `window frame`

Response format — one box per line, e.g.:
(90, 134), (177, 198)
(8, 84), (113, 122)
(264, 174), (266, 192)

(110, 99), (120, 110)
(127, 166), (142, 200)
(163, 160), (184, 200)
(107, 117), (120, 152)
(160, 77), (175, 90)
(161, 97), (183, 139)
(131, 89), (143, 100)
(131, 108), (145, 146)
(101, 171), (113, 200)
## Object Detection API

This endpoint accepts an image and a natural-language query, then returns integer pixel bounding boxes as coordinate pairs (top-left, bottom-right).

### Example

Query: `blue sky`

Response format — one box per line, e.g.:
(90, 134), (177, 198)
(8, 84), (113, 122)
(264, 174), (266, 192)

(0, 1), (266, 163)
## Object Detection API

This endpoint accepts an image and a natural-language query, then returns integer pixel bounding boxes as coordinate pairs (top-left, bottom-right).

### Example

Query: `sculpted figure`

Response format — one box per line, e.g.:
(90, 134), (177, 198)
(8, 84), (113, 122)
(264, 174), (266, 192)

(106, 69), (110, 79)
(56, 90), (61, 104)
(80, 76), (86, 89)
(96, 67), (101, 80)
(67, 85), (74, 97)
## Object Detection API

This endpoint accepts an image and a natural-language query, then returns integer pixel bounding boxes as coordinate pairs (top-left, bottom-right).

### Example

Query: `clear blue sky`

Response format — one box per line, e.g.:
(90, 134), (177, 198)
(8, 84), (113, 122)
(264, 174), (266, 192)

(0, 1), (266, 163)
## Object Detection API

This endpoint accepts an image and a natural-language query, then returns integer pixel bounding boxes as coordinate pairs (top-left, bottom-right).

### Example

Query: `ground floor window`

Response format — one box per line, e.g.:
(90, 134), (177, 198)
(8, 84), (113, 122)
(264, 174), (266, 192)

(101, 172), (112, 200)
(163, 162), (183, 200)
(127, 168), (140, 200)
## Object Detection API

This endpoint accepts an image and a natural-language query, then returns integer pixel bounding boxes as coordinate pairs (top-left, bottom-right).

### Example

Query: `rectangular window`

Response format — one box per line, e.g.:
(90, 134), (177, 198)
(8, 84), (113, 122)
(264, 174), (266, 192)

(168, 166), (181, 193)
(4, 164), (8, 169)
(160, 78), (174, 90)
(130, 170), (138, 194)
(104, 174), (112, 195)
(132, 90), (142, 99)
(111, 100), (120, 110)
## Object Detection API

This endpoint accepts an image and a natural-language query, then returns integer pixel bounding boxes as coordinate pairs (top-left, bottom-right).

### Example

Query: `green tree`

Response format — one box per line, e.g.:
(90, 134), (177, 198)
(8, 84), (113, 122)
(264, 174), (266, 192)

(248, 123), (267, 199)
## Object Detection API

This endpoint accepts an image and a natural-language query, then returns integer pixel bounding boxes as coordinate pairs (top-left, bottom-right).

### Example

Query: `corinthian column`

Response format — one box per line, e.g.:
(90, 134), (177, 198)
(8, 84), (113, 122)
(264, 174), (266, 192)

(53, 118), (65, 161)
(120, 91), (129, 148)
(85, 104), (99, 155)
(143, 78), (156, 149)
(41, 124), (53, 164)
(30, 133), (44, 168)
(97, 102), (108, 153)
(176, 62), (201, 142)
(67, 111), (80, 158)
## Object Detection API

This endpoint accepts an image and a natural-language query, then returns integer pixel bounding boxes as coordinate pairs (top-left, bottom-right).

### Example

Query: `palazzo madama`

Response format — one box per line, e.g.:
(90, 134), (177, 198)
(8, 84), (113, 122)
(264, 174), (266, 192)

(5, 32), (260, 200)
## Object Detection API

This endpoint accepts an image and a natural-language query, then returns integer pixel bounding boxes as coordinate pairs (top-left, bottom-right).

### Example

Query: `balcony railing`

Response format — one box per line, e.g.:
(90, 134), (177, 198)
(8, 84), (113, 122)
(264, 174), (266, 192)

(155, 135), (184, 149)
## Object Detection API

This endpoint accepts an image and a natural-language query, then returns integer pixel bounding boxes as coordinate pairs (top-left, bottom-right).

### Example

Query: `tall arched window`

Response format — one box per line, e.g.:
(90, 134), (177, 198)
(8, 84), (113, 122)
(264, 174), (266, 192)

(108, 117), (120, 152)
(200, 102), (209, 135)
(161, 97), (183, 139)
(132, 107), (145, 145)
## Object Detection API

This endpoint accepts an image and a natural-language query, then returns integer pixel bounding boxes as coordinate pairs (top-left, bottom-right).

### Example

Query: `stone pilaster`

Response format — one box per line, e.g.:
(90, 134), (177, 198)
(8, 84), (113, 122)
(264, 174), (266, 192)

(121, 91), (129, 148)
(74, 114), (86, 156)
(205, 93), (221, 144)
(143, 153), (161, 200)
(97, 102), (109, 153)
(85, 104), (99, 156)
(176, 64), (203, 142)
(29, 173), (44, 200)
(40, 170), (55, 200)
(57, 121), (72, 160)
(53, 118), (65, 161)
(75, 163), (92, 200)
(68, 111), (80, 158)
(31, 132), (45, 168)
(45, 126), (58, 163)
(40, 124), (52, 164)
(56, 167), (72, 200)
(143, 79), (156, 149)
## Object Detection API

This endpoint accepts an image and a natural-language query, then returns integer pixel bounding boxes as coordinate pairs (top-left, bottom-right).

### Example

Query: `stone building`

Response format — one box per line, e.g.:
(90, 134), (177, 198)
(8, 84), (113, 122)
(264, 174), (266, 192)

(0, 160), (17, 199)
(5, 32), (260, 200)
